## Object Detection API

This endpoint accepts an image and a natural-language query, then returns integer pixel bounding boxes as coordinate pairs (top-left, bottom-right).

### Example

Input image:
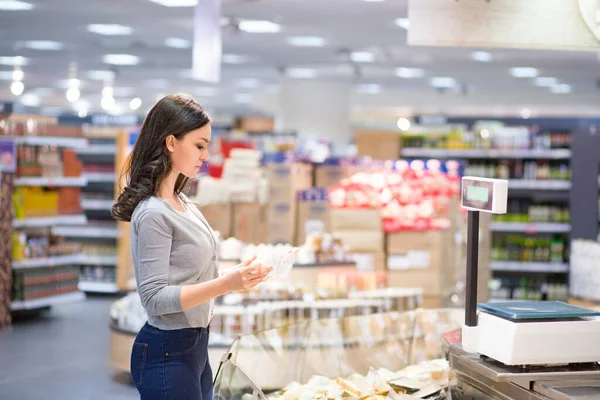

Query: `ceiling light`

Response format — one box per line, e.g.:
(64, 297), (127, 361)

(129, 97), (142, 110)
(0, 1), (33, 10)
(397, 118), (411, 131)
(149, 0), (197, 6)
(101, 95), (115, 111)
(535, 77), (558, 87)
(12, 69), (24, 81)
(394, 17), (410, 29)
(66, 87), (80, 102)
(286, 36), (326, 47)
(222, 54), (248, 64)
(350, 51), (375, 63)
(520, 108), (532, 119)
(471, 51), (492, 62)
(87, 70), (115, 81)
(0, 56), (28, 66)
(165, 37), (191, 49)
(11, 81), (24, 96)
(233, 93), (253, 103)
(510, 67), (539, 78)
(480, 129), (490, 139)
(238, 20), (281, 33)
(103, 54), (140, 66)
(68, 78), (80, 88)
(551, 83), (572, 94)
(20, 92), (39, 107)
(356, 83), (381, 94)
(430, 77), (457, 88)
(236, 78), (260, 89)
(87, 24), (133, 36)
(78, 109), (88, 118)
(22, 40), (63, 51)
(396, 67), (425, 78)
(286, 68), (317, 79)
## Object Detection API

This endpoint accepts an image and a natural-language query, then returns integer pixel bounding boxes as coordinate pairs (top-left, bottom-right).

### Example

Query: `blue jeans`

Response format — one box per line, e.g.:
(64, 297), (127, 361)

(131, 322), (213, 400)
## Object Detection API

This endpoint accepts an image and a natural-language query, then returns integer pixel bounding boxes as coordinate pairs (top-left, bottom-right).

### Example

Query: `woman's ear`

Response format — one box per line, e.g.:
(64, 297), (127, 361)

(165, 135), (176, 153)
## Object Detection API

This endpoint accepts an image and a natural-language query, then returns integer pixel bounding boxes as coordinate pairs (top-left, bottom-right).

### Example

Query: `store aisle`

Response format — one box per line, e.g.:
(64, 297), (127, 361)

(0, 297), (138, 400)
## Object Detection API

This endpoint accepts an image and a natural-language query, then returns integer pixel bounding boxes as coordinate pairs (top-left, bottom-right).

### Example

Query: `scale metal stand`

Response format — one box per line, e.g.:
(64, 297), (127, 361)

(446, 177), (600, 400)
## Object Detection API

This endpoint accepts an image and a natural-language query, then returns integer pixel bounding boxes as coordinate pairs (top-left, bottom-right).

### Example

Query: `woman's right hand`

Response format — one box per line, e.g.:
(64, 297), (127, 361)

(223, 256), (272, 292)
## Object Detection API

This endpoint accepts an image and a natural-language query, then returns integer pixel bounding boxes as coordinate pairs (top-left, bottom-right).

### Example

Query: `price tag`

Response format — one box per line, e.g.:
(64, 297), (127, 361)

(525, 225), (539, 234)
(304, 219), (325, 235)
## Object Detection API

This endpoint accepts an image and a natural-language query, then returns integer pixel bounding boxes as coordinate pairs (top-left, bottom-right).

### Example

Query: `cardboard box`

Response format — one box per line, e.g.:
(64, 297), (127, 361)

(330, 208), (381, 231)
(355, 130), (401, 161)
(334, 230), (384, 252)
(267, 202), (295, 244)
(236, 116), (275, 133)
(386, 230), (455, 296)
(315, 165), (355, 188)
(267, 163), (313, 203)
(296, 190), (330, 244)
(199, 203), (232, 239)
(352, 252), (386, 272)
(232, 202), (268, 245)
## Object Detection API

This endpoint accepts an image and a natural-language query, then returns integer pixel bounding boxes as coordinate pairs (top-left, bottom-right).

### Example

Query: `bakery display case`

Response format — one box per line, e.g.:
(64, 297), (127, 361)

(213, 308), (463, 400)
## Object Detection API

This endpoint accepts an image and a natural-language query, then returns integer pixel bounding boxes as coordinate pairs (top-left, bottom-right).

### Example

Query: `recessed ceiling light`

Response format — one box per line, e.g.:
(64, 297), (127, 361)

(430, 77), (457, 88)
(286, 36), (325, 47)
(11, 81), (24, 96)
(396, 67), (425, 78)
(236, 79), (260, 89)
(471, 51), (492, 62)
(510, 67), (538, 78)
(66, 87), (81, 103)
(165, 37), (191, 49)
(148, 0), (197, 6)
(520, 108), (532, 119)
(286, 68), (317, 79)
(0, 0), (33, 10)
(129, 97), (142, 110)
(22, 40), (64, 51)
(551, 83), (572, 94)
(103, 54), (140, 66)
(356, 83), (381, 94)
(233, 93), (253, 103)
(238, 20), (281, 33)
(78, 108), (88, 118)
(87, 70), (115, 81)
(0, 56), (28, 66)
(534, 77), (558, 87)
(101, 95), (115, 111)
(222, 54), (249, 64)
(12, 69), (24, 81)
(87, 24), (133, 36)
(350, 51), (375, 63)
(394, 17), (410, 29)
(397, 118), (411, 131)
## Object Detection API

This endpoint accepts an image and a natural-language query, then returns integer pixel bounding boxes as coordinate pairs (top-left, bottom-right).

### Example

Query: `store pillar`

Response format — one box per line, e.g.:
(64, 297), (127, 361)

(277, 79), (353, 155)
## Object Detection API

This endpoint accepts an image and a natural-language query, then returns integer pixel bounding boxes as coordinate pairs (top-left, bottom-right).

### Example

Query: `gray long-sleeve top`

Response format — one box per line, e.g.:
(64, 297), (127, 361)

(130, 194), (220, 330)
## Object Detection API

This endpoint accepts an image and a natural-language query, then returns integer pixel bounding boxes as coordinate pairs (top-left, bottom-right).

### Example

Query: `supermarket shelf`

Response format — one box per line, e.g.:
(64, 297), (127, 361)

(14, 176), (88, 187)
(490, 222), (571, 233)
(508, 180), (571, 190)
(81, 198), (114, 211)
(10, 291), (86, 311)
(77, 255), (118, 266)
(12, 253), (84, 270)
(490, 261), (569, 273)
(12, 136), (88, 149)
(13, 214), (88, 229)
(76, 144), (116, 155)
(401, 148), (572, 159)
(52, 224), (118, 238)
(78, 281), (119, 293)
(82, 172), (115, 183)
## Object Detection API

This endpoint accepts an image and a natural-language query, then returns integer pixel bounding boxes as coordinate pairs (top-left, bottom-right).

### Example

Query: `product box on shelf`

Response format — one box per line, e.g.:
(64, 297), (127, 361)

(199, 203), (232, 239)
(314, 164), (356, 188)
(58, 187), (83, 215)
(235, 116), (275, 133)
(355, 130), (401, 160)
(232, 202), (268, 245)
(296, 189), (330, 244)
(330, 208), (382, 231)
(334, 230), (385, 253)
(386, 229), (455, 296)
(267, 162), (313, 203)
(352, 251), (387, 272)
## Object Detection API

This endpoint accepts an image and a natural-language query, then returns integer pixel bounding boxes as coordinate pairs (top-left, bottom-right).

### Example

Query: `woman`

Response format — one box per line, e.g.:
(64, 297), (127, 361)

(112, 94), (271, 400)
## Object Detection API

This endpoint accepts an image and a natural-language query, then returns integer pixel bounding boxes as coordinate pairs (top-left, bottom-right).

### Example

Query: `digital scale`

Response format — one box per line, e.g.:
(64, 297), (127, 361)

(446, 176), (600, 400)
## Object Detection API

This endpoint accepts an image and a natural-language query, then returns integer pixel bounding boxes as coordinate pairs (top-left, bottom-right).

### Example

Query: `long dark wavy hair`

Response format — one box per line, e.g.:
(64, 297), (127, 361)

(111, 94), (211, 222)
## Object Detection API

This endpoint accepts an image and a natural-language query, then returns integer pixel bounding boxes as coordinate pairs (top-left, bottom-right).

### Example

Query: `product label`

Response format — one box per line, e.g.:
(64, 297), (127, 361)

(387, 251), (431, 270)
(304, 220), (325, 236)
(353, 254), (375, 271)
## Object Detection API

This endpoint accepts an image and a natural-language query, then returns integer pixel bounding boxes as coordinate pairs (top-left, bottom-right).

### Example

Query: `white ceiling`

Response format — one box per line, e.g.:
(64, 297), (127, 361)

(0, 0), (599, 118)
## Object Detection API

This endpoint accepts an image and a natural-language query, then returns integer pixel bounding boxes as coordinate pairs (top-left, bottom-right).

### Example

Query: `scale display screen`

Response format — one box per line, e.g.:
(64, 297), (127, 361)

(466, 185), (490, 203)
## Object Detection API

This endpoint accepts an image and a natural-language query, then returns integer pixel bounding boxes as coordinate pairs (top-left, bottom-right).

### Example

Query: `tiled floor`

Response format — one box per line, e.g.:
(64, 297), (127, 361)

(0, 297), (139, 400)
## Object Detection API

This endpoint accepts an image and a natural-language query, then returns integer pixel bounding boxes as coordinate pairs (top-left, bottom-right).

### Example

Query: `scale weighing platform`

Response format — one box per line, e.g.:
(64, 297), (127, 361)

(446, 177), (600, 400)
